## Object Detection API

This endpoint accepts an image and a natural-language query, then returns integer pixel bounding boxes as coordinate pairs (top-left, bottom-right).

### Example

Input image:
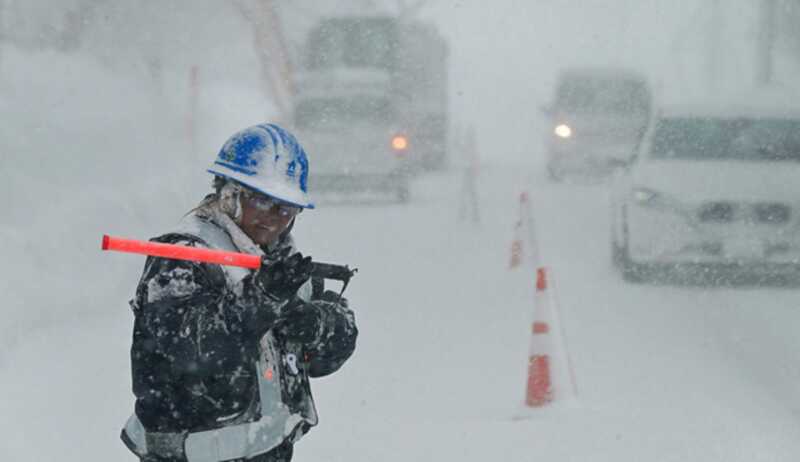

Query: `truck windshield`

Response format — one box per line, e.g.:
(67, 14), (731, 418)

(651, 118), (800, 161)
(307, 18), (397, 70)
(556, 77), (650, 113)
(294, 97), (393, 128)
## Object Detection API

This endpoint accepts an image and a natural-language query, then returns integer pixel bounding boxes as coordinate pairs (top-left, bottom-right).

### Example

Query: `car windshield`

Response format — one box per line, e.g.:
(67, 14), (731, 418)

(650, 118), (800, 161)
(306, 18), (397, 70)
(555, 77), (650, 113)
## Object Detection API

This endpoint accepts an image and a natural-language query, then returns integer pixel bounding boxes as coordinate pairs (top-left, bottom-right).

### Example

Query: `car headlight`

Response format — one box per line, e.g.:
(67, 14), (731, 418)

(554, 124), (572, 138)
(629, 187), (697, 226)
(632, 187), (659, 205)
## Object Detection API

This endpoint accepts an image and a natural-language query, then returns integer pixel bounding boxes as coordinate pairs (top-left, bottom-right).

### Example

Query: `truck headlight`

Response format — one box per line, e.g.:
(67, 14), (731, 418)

(554, 124), (572, 138)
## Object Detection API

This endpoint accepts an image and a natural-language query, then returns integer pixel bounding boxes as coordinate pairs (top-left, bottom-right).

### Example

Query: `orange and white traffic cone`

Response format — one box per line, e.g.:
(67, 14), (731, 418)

(510, 191), (537, 270)
(508, 218), (524, 269)
(510, 191), (576, 413)
(525, 267), (554, 406)
(524, 266), (578, 408)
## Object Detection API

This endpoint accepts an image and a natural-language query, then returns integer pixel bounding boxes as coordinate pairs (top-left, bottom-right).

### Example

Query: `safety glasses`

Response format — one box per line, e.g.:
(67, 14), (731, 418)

(243, 191), (302, 218)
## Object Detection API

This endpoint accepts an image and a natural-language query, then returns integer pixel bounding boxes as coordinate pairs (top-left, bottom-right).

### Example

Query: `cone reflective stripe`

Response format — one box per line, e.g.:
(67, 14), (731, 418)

(526, 355), (552, 406)
(536, 267), (547, 290)
(525, 266), (554, 407)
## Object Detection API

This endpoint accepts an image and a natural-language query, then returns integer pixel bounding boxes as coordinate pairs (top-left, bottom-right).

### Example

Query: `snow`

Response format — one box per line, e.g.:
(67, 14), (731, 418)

(146, 267), (200, 303)
(3, 157), (800, 460)
(3, 3), (800, 460)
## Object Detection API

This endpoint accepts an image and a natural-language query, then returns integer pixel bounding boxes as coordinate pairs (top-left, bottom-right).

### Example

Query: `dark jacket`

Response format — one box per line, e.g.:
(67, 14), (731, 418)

(126, 211), (357, 458)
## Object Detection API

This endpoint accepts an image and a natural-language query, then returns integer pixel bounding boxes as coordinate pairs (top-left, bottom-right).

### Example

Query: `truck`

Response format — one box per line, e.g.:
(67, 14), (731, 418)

(543, 67), (652, 182)
(291, 15), (449, 202)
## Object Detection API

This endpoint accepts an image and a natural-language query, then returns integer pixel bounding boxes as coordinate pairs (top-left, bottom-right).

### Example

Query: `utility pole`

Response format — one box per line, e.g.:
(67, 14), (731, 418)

(756, 0), (777, 86)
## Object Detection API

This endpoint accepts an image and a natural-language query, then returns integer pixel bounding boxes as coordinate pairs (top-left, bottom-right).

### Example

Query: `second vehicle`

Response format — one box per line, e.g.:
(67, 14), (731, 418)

(610, 101), (800, 283)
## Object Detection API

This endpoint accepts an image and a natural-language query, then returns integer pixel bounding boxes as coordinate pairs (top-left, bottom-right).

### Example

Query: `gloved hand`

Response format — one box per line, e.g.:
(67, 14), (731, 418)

(255, 249), (313, 301)
(316, 289), (348, 307)
(275, 301), (326, 346)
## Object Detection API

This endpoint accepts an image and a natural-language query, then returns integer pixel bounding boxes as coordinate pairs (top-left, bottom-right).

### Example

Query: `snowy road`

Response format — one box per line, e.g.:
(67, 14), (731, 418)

(3, 164), (800, 461)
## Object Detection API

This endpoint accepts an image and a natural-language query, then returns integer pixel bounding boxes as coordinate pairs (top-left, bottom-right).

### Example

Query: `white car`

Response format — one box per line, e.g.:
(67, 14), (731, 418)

(610, 103), (800, 283)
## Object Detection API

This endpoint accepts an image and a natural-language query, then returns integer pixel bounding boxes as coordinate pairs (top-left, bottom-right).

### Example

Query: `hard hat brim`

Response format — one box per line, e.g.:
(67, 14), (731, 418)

(207, 167), (315, 209)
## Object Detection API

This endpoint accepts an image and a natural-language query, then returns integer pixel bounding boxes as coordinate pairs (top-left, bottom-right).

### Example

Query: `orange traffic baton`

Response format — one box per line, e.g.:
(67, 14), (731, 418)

(101, 234), (357, 289)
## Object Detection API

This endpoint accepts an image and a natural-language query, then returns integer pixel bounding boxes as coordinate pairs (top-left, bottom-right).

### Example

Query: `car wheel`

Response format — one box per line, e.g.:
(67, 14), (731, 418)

(619, 207), (647, 283)
(547, 162), (564, 182)
(610, 204), (622, 268)
(396, 181), (410, 203)
(620, 245), (646, 283)
(611, 238), (623, 269)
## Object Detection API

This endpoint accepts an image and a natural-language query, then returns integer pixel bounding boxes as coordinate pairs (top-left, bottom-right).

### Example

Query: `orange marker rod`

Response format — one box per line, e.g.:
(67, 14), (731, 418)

(101, 234), (262, 269)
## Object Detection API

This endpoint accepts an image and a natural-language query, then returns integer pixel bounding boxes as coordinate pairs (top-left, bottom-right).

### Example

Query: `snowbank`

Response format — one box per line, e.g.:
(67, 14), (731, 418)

(0, 43), (277, 350)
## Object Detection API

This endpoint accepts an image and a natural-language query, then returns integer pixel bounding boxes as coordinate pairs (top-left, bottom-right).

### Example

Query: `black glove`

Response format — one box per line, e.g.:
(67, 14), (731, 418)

(255, 249), (313, 301)
(317, 289), (348, 308)
(275, 301), (325, 345)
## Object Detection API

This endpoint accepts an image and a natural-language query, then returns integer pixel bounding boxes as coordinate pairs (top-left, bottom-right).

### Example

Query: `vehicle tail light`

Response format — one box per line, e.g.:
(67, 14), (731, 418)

(391, 135), (409, 154)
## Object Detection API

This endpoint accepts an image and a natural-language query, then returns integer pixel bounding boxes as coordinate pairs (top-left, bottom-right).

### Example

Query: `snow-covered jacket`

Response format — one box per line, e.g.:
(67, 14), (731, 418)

(121, 201), (357, 461)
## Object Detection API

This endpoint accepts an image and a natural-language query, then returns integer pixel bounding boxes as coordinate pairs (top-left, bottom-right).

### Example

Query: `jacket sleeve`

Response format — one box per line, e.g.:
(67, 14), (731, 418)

(130, 238), (288, 431)
(305, 291), (358, 378)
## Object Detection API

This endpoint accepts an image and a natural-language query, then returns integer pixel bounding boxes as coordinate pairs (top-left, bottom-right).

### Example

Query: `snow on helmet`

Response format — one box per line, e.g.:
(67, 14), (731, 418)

(208, 123), (314, 209)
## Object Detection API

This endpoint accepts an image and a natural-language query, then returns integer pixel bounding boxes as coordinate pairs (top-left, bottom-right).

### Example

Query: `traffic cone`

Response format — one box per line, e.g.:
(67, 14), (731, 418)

(509, 191), (534, 269)
(508, 218), (524, 269)
(525, 267), (554, 406)
(511, 194), (576, 414)
(519, 192), (540, 268)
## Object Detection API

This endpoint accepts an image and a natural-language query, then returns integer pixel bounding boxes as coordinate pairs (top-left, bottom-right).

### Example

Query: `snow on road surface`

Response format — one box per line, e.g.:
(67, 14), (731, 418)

(2, 165), (800, 461)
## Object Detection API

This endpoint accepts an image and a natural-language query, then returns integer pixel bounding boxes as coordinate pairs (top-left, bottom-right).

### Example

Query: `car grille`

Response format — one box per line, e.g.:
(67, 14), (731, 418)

(698, 202), (735, 222)
(697, 202), (791, 225)
(753, 203), (790, 224)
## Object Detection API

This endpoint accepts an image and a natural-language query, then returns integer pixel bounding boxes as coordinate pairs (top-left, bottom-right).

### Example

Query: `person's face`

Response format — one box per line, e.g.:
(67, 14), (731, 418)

(238, 190), (302, 247)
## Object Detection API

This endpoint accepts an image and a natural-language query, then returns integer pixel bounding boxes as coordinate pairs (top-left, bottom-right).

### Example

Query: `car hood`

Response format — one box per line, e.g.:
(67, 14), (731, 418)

(631, 160), (800, 203)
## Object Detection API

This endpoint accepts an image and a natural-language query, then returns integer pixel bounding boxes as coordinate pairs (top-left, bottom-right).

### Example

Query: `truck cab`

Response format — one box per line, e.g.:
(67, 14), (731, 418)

(291, 16), (448, 202)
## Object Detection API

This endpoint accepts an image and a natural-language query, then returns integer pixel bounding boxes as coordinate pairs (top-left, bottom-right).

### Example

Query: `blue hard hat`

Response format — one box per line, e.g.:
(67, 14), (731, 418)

(208, 123), (314, 209)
